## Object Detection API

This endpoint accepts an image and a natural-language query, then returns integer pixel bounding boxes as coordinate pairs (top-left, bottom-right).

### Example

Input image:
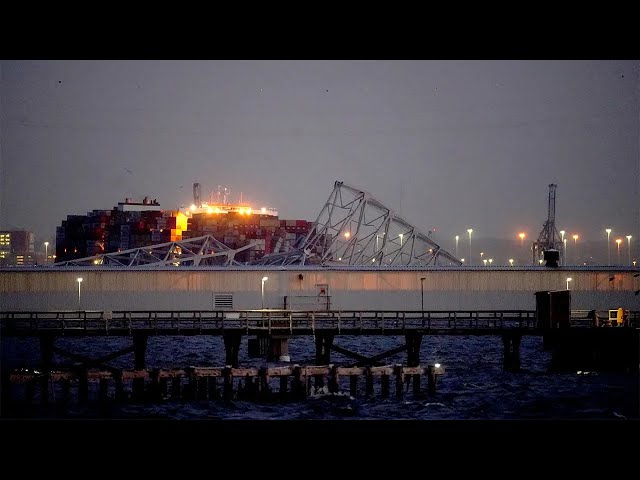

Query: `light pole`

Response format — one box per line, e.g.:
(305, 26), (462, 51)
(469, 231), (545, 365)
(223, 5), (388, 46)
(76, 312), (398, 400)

(76, 277), (83, 310)
(560, 230), (565, 264)
(563, 238), (567, 265)
(488, 258), (493, 266)
(483, 259), (487, 267)
(455, 235), (459, 257)
(616, 239), (622, 265)
(572, 234), (579, 265)
(420, 277), (425, 313)
(509, 259), (514, 267)
(566, 277), (572, 290)
(44, 241), (49, 264)
(606, 228), (612, 265)
(399, 233), (403, 247)
(467, 229), (473, 265)
(626, 236), (632, 265)
(261, 276), (268, 309)
(518, 232), (525, 248)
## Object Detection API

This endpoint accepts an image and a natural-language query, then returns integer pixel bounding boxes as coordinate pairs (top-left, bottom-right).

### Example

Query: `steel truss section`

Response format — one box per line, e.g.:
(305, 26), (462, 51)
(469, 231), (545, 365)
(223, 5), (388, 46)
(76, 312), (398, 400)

(53, 235), (255, 267)
(254, 181), (461, 266)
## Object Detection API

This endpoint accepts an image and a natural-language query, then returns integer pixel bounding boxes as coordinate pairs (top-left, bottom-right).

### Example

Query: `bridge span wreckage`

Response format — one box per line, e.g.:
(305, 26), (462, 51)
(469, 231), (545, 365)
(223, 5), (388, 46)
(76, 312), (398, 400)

(54, 181), (461, 268)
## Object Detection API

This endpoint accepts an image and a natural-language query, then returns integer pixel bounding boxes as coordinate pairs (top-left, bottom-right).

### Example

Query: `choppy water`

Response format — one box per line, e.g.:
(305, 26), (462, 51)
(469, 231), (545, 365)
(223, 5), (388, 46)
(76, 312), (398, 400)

(2, 335), (638, 419)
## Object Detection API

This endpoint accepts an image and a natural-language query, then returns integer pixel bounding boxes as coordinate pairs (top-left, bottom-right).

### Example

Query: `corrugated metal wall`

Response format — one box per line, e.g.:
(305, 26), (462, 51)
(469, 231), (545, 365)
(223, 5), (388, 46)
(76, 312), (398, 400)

(1, 269), (638, 311)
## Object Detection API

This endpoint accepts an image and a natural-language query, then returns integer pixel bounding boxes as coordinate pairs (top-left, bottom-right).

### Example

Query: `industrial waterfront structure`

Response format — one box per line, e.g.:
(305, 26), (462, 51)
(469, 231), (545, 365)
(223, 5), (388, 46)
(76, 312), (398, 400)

(1, 266), (638, 312)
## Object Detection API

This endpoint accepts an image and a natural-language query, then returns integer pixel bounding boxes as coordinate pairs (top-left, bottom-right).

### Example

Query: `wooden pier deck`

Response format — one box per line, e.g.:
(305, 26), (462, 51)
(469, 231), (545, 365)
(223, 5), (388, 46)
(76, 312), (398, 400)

(2, 309), (638, 337)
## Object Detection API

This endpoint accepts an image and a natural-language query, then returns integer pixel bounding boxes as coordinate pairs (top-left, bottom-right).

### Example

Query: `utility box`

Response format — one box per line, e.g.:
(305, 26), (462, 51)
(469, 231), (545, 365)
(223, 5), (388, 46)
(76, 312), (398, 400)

(535, 289), (571, 328)
(535, 290), (551, 328)
(549, 290), (571, 328)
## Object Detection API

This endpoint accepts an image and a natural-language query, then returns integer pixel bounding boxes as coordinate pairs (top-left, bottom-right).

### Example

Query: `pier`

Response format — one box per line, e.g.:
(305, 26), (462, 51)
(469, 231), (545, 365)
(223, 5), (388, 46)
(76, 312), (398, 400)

(5, 364), (445, 406)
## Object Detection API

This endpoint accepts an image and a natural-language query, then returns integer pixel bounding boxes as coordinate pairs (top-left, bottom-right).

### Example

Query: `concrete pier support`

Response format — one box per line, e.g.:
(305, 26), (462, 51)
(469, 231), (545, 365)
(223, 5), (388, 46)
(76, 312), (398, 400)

(223, 333), (242, 367)
(502, 333), (522, 373)
(133, 334), (148, 370)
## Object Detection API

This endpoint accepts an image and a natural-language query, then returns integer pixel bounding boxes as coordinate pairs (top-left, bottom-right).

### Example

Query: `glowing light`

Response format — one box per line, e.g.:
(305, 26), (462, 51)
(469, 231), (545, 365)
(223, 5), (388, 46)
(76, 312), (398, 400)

(434, 363), (441, 368)
(261, 276), (269, 309)
(190, 204), (196, 211)
(207, 208), (213, 214)
(344, 232), (350, 239)
(509, 259), (514, 266)
(566, 277), (572, 290)
(261, 207), (267, 214)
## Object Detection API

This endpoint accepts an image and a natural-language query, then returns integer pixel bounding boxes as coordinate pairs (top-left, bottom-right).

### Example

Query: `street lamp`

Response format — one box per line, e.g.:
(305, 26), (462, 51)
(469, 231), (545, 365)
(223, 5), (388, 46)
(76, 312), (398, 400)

(560, 230), (566, 265)
(488, 258), (493, 266)
(572, 234), (579, 265)
(509, 259), (514, 267)
(44, 241), (49, 264)
(518, 232), (525, 247)
(626, 236), (632, 265)
(566, 277), (572, 290)
(261, 276), (268, 309)
(399, 233), (404, 247)
(563, 238), (567, 265)
(420, 277), (425, 313)
(616, 239), (622, 265)
(467, 229), (473, 265)
(605, 228), (612, 265)
(483, 259), (487, 267)
(455, 235), (459, 257)
(76, 277), (83, 310)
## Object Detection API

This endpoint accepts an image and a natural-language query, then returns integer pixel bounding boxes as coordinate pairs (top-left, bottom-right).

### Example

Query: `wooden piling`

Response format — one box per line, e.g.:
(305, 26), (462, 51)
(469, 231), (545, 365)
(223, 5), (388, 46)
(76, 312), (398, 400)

(395, 365), (403, 399)
(150, 369), (161, 402)
(61, 378), (71, 403)
(223, 366), (233, 402)
(198, 377), (208, 401)
(381, 374), (390, 397)
(208, 376), (218, 400)
(279, 374), (288, 400)
(328, 365), (339, 393)
(427, 366), (436, 395)
(78, 369), (89, 403)
(171, 376), (181, 400)
(259, 367), (271, 401)
(350, 375), (358, 397)
(293, 365), (305, 400)
(132, 377), (145, 402)
(160, 377), (168, 400)
(39, 374), (50, 405)
(365, 366), (374, 397)
(99, 378), (109, 403)
(114, 371), (126, 402)
(184, 367), (196, 401)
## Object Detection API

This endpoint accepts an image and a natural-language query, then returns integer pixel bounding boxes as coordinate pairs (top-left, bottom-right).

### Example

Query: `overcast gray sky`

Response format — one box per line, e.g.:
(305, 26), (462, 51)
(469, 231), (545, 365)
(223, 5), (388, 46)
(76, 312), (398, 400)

(1, 60), (638, 245)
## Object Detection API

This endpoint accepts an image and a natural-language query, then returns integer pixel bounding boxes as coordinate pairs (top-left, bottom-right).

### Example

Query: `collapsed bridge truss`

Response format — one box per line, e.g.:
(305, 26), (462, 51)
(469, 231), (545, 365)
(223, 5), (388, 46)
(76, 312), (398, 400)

(253, 181), (461, 267)
(53, 235), (254, 267)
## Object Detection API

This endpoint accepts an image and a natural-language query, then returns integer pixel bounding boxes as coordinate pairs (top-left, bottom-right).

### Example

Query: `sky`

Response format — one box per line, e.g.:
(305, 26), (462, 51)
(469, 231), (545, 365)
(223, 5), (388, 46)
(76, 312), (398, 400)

(1, 60), (638, 247)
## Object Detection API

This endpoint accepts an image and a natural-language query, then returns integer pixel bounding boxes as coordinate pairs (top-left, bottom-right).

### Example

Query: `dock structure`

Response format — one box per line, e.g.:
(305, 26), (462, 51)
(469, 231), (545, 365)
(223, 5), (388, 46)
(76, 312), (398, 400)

(2, 308), (639, 409)
(5, 364), (445, 405)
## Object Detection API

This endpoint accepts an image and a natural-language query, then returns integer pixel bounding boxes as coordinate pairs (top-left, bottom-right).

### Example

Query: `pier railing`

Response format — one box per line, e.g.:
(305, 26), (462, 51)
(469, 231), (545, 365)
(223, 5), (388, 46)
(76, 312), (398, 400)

(2, 309), (637, 336)
(1, 309), (535, 336)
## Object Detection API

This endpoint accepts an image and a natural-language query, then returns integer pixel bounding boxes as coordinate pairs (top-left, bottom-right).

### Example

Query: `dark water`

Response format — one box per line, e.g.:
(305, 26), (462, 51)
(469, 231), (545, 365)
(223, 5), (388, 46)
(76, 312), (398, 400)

(2, 335), (638, 419)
